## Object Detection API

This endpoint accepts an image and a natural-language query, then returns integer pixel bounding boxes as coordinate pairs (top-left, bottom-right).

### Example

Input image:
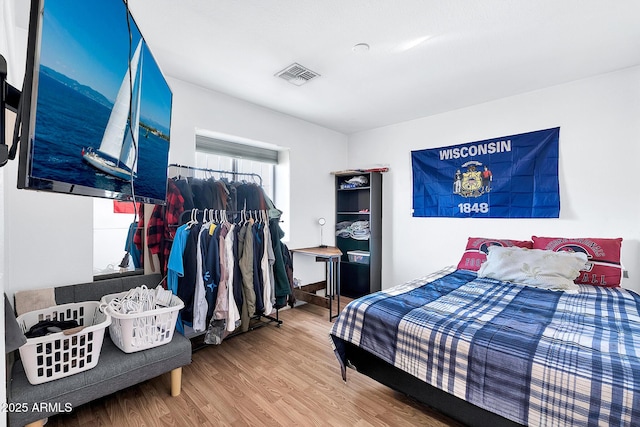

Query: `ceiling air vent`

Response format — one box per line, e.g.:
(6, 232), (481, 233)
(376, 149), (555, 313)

(275, 62), (320, 86)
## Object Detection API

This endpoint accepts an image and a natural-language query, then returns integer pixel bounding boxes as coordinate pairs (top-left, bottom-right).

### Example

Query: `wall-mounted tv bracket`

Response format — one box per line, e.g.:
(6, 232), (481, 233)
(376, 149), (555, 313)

(0, 54), (8, 166)
(0, 54), (23, 167)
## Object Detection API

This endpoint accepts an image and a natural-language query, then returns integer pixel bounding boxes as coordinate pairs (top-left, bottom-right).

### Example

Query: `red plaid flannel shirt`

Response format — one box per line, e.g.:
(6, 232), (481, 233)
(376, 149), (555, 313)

(147, 179), (185, 280)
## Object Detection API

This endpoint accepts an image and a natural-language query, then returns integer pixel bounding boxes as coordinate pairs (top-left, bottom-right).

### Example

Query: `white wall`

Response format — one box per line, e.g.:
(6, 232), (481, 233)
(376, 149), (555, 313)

(348, 66), (640, 292)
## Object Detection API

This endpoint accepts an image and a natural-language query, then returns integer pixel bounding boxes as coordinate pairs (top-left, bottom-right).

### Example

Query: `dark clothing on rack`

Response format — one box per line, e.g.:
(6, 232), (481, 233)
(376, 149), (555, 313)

(270, 218), (293, 309)
(205, 225), (221, 321)
(174, 178), (195, 211)
(199, 224), (213, 321)
(282, 243), (296, 308)
(177, 223), (200, 324)
(235, 182), (265, 211)
(203, 179), (218, 210)
(147, 180), (185, 284)
(214, 181), (230, 210)
(232, 224), (243, 310)
(235, 183), (248, 211)
(189, 178), (206, 210)
(227, 183), (238, 213)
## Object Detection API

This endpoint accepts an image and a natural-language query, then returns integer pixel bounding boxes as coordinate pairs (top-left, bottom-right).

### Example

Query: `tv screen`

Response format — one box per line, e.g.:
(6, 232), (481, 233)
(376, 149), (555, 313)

(17, 0), (171, 204)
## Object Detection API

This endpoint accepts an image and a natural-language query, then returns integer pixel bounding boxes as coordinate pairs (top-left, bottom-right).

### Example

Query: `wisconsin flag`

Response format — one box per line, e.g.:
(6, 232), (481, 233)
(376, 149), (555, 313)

(412, 128), (560, 218)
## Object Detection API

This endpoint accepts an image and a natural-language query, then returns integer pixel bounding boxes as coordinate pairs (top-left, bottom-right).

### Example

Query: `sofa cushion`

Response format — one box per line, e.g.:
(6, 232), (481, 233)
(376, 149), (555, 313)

(54, 274), (163, 304)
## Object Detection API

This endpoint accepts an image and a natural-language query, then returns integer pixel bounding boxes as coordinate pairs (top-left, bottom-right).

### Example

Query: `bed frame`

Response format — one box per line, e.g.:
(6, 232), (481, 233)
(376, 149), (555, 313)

(341, 340), (523, 427)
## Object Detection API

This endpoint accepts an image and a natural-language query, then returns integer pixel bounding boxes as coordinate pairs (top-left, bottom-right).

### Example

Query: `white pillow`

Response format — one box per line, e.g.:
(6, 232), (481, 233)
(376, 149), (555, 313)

(477, 246), (588, 292)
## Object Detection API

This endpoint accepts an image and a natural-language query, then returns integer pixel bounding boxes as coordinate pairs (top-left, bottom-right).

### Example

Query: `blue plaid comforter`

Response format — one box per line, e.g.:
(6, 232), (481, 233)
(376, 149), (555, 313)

(330, 267), (640, 426)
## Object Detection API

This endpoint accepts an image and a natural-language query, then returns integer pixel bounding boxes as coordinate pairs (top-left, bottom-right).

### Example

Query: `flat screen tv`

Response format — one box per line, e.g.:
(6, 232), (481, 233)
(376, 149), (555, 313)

(16, 0), (172, 204)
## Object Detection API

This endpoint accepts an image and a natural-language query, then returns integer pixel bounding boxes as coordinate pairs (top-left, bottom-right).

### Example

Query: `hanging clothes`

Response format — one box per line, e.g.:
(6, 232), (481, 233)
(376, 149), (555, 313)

(251, 221), (265, 315)
(282, 242), (296, 308)
(238, 218), (256, 332)
(262, 221), (275, 315)
(270, 217), (293, 309)
(174, 177), (195, 211)
(176, 223), (200, 326)
(147, 179), (185, 283)
(192, 221), (209, 332)
(205, 224), (221, 321)
(167, 223), (191, 335)
(232, 223), (244, 311)
(133, 209), (145, 267)
(213, 222), (231, 321)
(224, 223), (241, 332)
(162, 164), (288, 340)
(125, 221), (141, 269)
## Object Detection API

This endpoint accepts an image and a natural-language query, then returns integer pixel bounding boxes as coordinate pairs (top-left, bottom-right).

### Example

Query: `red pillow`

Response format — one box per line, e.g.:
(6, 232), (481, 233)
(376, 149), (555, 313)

(531, 236), (623, 287)
(457, 237), (533, 271)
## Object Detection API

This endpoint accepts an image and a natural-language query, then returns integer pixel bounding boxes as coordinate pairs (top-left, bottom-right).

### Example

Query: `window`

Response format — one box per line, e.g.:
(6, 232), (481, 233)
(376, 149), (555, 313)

(195, 133), (290, 240)
(194, 153), (275, 202)
(195, 135), (279, 202)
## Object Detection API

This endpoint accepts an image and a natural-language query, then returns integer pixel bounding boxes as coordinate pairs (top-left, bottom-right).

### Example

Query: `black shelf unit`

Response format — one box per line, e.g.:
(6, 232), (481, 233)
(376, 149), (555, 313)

(335, 171), (382, 298)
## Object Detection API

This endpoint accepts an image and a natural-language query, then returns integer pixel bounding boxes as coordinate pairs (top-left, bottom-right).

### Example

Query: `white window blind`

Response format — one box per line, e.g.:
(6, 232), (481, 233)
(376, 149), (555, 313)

(195, 135), (279, 164)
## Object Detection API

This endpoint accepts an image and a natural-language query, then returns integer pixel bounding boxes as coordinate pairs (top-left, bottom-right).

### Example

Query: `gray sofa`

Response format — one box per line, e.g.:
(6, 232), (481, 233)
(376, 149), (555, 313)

(6, 274), (192, 427)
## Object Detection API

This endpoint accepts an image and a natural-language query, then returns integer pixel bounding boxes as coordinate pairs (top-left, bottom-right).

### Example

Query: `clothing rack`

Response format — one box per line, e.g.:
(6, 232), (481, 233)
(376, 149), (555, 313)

(180, 208), (283, 351)
(164, 163), (285, 349)
(169, 163), (263, 186)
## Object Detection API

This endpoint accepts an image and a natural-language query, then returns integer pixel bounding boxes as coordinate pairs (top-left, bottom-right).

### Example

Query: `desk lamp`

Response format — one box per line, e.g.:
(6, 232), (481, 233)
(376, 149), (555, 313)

(318, 217), (327, 248)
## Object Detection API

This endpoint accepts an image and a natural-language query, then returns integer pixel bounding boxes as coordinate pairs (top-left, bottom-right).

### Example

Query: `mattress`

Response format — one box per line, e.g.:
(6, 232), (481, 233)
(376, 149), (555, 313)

(330, 266), (640, 426)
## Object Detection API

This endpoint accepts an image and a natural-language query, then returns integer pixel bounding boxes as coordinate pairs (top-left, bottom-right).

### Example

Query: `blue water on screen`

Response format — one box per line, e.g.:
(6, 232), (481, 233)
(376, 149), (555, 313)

(30, 69), (169, 201)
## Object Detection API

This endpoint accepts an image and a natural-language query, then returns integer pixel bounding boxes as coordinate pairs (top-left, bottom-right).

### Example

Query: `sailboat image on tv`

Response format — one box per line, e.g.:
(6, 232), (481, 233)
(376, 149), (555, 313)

(82, 40), (143, 181)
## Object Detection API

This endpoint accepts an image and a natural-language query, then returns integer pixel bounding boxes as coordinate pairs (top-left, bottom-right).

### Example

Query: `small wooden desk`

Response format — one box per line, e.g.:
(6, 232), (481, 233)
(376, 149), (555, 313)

(290, 246), (342, 321)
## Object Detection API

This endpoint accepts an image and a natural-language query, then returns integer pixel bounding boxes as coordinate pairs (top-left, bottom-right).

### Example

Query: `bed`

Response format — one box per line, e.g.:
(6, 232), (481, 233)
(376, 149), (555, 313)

(330, 261), (640, 427)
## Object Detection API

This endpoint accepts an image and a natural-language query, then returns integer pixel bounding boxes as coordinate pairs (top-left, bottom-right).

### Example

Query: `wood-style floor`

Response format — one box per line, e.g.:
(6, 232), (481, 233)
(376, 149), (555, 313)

(46, 301), (462, 427)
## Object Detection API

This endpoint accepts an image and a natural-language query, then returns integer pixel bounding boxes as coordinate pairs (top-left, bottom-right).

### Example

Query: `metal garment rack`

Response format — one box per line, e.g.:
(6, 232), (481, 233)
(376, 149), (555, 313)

(165, 166), (282, 350)
(181, 208), (283, 352)
(168, 163), (263, 186)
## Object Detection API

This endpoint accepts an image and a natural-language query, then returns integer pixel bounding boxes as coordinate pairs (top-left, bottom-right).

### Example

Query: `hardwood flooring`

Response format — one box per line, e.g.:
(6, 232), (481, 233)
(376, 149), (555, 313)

(46, 302), (462, 427)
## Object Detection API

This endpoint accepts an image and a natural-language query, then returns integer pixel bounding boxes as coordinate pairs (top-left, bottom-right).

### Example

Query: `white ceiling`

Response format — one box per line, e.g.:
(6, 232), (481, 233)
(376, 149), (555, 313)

(126, 1), (640, 134)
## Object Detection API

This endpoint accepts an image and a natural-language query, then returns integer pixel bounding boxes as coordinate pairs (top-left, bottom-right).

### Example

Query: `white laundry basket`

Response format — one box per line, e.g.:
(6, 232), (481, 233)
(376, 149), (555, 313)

(100, 292), (183, 353)
(17, 301), (111, 385)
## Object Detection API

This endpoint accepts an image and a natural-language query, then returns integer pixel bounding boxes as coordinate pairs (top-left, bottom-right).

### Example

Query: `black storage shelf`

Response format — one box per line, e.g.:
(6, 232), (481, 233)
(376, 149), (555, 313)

(335, 172), (382, 299)
(337, 186), (371, 191)
(341, 261), (370, 267)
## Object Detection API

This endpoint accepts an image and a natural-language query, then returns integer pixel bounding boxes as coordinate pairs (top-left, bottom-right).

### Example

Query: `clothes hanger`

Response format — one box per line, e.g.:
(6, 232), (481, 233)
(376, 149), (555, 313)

(186, 208), (197, 229)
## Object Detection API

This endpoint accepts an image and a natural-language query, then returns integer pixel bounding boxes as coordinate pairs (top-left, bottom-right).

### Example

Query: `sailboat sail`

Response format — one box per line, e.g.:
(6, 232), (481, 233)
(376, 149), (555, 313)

(98, 39), (143, 172)
(120, 48), (143, 174)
